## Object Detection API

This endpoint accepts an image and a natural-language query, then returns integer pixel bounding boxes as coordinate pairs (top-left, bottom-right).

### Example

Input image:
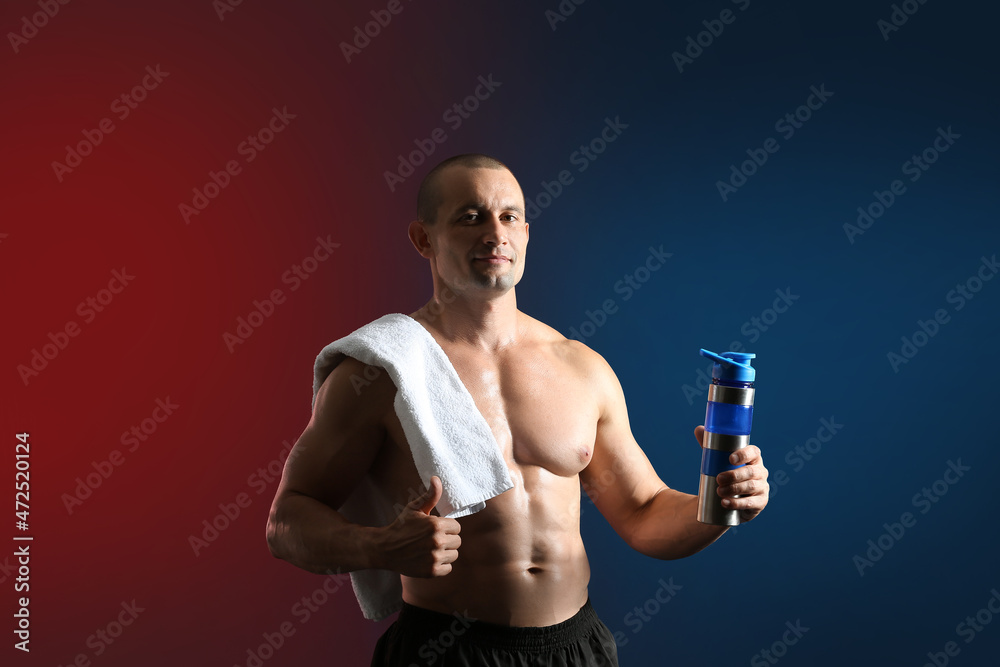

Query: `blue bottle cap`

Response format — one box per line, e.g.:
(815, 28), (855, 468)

(699, 349), (756, 383)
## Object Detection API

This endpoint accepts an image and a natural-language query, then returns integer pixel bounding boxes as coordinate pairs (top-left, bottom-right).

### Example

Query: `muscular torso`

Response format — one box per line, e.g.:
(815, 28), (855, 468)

(367, 313), (601, 626)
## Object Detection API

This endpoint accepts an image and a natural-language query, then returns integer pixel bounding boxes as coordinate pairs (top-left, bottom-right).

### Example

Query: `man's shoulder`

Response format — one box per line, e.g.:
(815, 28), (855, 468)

(315, 355), (396, 418)
(518, 312), (615, 380)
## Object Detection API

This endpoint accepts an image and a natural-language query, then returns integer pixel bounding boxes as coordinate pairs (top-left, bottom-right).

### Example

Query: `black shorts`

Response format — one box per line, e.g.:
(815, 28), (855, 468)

(370, 599), (620, 666)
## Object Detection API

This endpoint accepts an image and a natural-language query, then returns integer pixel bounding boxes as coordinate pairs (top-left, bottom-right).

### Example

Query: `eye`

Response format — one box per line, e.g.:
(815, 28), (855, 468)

(460, 212), (478, 223)
(501, 214), (517, 222)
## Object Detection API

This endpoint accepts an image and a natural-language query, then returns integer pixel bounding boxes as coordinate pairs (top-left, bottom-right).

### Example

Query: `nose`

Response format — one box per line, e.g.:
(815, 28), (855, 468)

(482, 214), (508, 247)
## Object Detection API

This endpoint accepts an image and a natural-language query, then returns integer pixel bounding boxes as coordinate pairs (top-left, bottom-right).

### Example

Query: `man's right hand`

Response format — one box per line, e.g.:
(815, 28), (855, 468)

(375, 476), (462, 577)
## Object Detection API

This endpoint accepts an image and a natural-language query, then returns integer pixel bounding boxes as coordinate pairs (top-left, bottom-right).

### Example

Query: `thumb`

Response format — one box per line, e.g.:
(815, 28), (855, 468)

(694, 425), (705, 447)
(408, 476), (443, 515)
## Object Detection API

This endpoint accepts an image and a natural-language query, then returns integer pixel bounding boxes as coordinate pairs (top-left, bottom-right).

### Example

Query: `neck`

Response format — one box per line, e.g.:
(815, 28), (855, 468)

(414, 283), (521, 351)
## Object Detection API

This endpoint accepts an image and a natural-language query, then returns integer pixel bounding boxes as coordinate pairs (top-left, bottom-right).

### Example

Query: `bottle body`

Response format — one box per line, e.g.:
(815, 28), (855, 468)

(697, 377), (756, 526)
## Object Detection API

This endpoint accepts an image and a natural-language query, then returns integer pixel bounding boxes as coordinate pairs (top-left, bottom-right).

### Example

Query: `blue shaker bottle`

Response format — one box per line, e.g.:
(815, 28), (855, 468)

(697, 349), (756, 526)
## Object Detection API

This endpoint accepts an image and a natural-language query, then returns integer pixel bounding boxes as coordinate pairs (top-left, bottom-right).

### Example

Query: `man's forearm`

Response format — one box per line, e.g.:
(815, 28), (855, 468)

(266, 491), (382, 574)
(626, 487), (729, 560)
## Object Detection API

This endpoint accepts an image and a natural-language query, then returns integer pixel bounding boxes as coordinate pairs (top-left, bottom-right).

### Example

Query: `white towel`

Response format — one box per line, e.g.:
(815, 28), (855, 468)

(312, 313), (513, 621)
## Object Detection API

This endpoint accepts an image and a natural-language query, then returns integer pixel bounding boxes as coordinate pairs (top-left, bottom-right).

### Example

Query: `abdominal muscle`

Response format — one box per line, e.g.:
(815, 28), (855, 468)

(400, 467), (591, 627)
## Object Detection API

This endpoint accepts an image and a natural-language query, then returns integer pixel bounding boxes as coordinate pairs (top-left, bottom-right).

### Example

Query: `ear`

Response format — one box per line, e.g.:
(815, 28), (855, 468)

(524, 220), (529, 243)
(408, 220), (434, 259)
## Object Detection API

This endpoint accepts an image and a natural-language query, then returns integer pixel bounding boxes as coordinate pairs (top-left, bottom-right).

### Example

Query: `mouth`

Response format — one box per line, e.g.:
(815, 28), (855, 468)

(473, 255), (511, 264)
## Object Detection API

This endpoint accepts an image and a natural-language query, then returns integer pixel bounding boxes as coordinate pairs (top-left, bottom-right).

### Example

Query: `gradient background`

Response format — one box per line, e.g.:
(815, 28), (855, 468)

(3, 0), (999, 665)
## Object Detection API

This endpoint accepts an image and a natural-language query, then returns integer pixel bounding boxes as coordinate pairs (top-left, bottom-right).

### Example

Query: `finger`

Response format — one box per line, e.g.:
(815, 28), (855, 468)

(432, 544), (460, 575)
(716, 463), (769, 486)
(436, 517), (462, 535)
(430, 523), (462, 549)
(431, 562), (454, 577)
(729, 445), (762, 467)
(694, 425), (705, 447)
(721, 492), (768, 511)
(435, 533), (462, 552)
(717, 477), (767, 497)
(409, 476), (443, 515)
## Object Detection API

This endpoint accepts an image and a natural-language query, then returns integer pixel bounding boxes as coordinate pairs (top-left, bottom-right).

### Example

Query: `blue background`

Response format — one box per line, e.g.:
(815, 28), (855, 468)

(433, 1), (999, 665)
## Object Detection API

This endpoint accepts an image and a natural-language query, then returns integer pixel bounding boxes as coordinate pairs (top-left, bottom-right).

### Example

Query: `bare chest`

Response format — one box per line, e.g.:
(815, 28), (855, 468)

(444, 348), (599, 478)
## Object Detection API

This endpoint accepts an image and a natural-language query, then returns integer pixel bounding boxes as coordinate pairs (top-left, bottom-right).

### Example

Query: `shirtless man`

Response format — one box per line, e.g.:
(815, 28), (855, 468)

(265, 154), (770, 666)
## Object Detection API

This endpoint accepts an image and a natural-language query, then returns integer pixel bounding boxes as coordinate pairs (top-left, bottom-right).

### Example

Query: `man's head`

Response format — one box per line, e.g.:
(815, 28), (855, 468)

(416, 154), (516, 225)
(409, 154), (528, 296)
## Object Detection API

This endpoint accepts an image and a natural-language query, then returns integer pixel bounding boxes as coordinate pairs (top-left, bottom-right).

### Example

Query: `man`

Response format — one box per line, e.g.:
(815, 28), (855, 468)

(266, 154), (770, 665)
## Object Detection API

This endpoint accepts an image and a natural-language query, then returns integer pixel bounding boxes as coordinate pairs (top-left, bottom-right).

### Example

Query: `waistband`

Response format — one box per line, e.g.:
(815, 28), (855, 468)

(396, 598), (603, 651)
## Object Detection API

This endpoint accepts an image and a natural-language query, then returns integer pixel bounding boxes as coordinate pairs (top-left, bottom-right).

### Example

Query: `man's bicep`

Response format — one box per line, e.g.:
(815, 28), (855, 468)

(580, 354), (666, 540)
(275, 358), (390, 511)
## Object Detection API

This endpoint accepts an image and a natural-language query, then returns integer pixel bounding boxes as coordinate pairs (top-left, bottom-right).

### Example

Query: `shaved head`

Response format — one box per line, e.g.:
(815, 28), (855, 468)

(417, 154), (515, 224)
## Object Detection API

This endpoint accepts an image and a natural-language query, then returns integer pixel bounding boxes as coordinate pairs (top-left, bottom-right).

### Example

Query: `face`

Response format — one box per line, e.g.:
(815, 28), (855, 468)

(412, 166), (529, 295)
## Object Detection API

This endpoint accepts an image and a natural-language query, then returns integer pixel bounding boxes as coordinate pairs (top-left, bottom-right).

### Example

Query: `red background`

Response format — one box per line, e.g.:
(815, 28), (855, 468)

(3, 1), (471, 664)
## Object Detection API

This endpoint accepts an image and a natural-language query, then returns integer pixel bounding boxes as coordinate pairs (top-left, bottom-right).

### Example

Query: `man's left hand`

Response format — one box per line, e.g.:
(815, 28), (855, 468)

(694, 425), (770, 523)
